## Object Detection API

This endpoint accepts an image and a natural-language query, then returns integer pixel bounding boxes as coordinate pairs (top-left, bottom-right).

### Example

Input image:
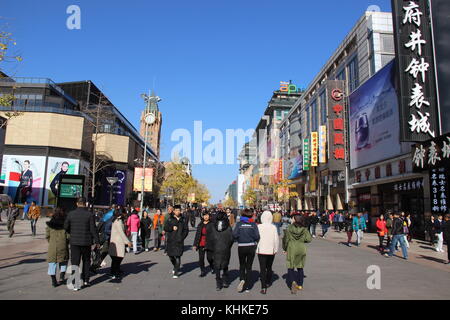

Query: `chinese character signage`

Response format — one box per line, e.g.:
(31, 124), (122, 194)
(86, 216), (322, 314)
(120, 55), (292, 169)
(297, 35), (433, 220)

(327, 80), (346, 170)
(311, 132), (319, 167)
(280, 81), (301, 94)
(429, 168), (448, 214)
(303, 139), (310, 171)
(319, 125), (327, 164)
(392, 0), (440, 141)
(412, 133), (450, 171)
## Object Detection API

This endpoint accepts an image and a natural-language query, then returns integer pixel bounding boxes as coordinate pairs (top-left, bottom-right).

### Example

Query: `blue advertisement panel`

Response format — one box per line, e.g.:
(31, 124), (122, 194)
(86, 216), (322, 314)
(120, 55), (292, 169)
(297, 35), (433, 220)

(349, 60), (402, 169)
(98, 168), (127, 206)
(284, 156), (303, 180)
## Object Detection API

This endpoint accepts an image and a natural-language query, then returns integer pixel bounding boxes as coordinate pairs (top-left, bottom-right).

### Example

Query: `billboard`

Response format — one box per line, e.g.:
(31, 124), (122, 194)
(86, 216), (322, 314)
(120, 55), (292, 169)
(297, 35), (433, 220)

(327, 80), (346, 170)
(284, 156), (303, 180)
(349, 60), (402, 169)
(45, 157), (80, 206)
(0, 155), (46, 205)
(133, 168), (153, 192)
(311, 132), (319, 167)
(319, 125), (327, 163)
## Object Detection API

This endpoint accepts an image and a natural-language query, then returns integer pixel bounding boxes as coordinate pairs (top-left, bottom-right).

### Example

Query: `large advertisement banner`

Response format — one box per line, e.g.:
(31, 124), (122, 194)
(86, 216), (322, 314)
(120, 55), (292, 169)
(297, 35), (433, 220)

(311, 132), (319, 167)
(284, 156), (303, 180)
(133, 168), (153, 192)
(349, 60), (402, 169)
(45, 157), (80, 206)
(319, 126), (327, 164)
(0, 155), (46, 205)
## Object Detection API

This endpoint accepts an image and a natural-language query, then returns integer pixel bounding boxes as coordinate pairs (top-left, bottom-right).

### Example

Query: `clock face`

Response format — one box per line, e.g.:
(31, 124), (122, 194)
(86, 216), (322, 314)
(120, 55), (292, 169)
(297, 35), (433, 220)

(145, 113), (156, 124)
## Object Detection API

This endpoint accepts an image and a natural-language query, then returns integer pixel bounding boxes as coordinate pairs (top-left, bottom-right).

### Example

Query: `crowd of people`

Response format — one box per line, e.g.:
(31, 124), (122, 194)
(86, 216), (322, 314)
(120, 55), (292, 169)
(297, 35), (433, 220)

(2, 200), (450, 294)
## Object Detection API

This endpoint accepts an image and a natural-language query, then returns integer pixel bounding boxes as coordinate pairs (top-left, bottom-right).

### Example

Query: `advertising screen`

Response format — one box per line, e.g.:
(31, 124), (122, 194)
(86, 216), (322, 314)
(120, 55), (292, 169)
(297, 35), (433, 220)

(59, 184), (83, 199)
(45, 157), (80, 206)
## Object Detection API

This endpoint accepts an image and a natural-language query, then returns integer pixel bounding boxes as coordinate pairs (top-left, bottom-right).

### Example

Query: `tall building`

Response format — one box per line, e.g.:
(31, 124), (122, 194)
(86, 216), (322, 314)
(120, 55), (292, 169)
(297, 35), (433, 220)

(139, 91), (162, 158)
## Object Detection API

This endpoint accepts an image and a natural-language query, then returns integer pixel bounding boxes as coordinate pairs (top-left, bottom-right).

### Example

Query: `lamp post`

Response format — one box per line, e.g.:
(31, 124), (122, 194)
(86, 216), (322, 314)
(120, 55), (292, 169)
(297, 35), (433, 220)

(139, 92), (161, 214)
(106, 176), (118, 206)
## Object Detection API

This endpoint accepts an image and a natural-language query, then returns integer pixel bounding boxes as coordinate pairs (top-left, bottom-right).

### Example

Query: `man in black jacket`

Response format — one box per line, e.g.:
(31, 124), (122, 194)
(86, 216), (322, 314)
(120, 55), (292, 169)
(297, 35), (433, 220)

(193, 211), (214, 277)
(164, 205), (189, 278)
(64, 198), (100, 290)
(385, 212), (408, 260)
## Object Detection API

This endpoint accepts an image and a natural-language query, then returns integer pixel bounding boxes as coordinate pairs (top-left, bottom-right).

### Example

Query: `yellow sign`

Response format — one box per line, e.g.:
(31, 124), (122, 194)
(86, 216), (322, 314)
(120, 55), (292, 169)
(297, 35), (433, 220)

(319, 126), (327, 164)
(188, 193), (196, 202)
(311, 132), (319, 167)
(133, 168), (153, 192)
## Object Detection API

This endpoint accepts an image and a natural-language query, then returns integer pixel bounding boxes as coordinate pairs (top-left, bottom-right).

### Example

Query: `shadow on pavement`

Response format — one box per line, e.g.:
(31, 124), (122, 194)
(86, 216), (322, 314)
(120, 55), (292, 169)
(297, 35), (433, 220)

(416, 255), (446, 264)
(419, 245), (437, 251)
(0, 258), (47, 270)
(0, 252), (47, 262)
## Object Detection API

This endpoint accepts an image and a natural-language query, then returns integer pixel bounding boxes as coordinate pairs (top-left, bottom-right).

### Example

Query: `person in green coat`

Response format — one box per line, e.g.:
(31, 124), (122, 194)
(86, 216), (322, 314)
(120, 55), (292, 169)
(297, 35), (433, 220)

(282, 214), (312, 294)
(46, 208), (69, 287)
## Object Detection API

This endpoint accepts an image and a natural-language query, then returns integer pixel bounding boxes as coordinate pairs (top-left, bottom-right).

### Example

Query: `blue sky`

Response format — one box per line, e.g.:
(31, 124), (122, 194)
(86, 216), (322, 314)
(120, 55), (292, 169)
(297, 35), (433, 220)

(2, 0), (392, 203)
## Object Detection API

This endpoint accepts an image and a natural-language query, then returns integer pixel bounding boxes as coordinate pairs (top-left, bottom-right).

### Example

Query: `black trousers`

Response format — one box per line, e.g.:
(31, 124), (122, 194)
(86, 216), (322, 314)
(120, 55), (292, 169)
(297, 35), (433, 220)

(238, 245), (256, 289)
(154, 229), (162, 249)
(257, 254), (275, 289)
(215, 267), (229, 286)
(110, 256), (123, 276)
(70, 245), (91, 282)
(198, 247), (214, 271)
(169, 256), (181, 274)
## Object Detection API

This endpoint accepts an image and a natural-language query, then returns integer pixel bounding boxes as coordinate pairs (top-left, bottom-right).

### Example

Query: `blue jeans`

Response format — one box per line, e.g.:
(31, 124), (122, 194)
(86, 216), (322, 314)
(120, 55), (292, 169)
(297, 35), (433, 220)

(388, 235), (408, 259)
(48, 262), (68, 275)
(309, 224), (316, 236)
(274, 222), (282, 236)
(30, 218), (38, 235)
(322, 225), (329, 236)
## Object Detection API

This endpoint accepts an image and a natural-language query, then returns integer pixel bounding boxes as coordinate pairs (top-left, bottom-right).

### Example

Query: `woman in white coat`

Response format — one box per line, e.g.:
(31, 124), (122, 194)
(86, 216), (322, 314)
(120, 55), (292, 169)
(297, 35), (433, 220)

(109, 212), (132, 280)
(256, 211), (279, 294)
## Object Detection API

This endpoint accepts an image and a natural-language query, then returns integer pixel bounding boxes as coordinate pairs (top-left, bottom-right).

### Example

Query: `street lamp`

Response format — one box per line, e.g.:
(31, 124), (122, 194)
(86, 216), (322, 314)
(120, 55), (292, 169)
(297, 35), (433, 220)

(106, 176), (118, 206)
(140, 92), (161, 214)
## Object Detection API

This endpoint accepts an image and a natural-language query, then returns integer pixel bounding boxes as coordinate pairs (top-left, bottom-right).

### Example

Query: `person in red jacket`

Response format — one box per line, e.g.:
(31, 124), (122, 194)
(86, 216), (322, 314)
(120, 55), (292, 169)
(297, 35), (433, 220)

(127, 210), (141, 254)
(376, 214), (388, 252)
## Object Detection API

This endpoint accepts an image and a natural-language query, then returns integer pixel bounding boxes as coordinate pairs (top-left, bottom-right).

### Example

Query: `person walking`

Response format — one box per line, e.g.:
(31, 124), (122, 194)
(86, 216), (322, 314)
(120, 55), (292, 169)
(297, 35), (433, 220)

(385, 212), (408, 260)
(443, 214), (450, 265)
(386, 212), (394, 249)
(233, 208), (260, 293)
(140, 211), (152, 252)
(109, 211), (132, 280)
(434, 214), (445, 253)
(320, 212), (330, 238)
(226, 208), (235, 228)
(6, 203), (19, 238)
(127, 210), (141, 254)
(309, 212), (319, 238)
(46, 208), (69, 287)
(153, 209), (165, 251)
(344, 213), (354, 247)
(376, 214), (388, 252)
(164, 205), (189, 278)
(162, 206), (174, 255)
(210, 212), (234, 291)
(21, 201), (30, 221)
(282, 214), (312, 294)
(425, 215), (436, 246)
(338, 211), (345, 232)
(64, 198), (100, 290)
(256, 211), (279, 295)
(28, 201), (41, 237)
(352, 212), (367, 246)
(272, 210), (282, 236)
(193, 211), (214, 277)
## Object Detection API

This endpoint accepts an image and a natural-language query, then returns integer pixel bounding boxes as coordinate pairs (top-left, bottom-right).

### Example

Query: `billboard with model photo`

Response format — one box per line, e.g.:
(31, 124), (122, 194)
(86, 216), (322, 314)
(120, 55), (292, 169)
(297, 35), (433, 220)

(0, 155), (46, 205)
(45, 157), (80, 206)
(349, 60), (401, 169)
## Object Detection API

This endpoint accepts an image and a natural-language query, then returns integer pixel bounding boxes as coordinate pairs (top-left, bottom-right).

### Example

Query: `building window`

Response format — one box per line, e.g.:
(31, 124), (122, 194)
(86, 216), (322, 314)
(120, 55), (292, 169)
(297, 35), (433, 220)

(306, 106), (310, 134)
(311, 100), (318, 132)
(276, 110), (282, 120)
(319, 91), (327, 125)
(348, 56), (359, 93)
(336, 68), (346, 81)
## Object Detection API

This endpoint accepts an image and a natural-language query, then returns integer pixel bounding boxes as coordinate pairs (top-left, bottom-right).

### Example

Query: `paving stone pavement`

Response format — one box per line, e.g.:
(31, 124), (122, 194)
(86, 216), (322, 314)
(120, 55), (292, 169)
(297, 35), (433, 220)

(0, 217), (449, 300)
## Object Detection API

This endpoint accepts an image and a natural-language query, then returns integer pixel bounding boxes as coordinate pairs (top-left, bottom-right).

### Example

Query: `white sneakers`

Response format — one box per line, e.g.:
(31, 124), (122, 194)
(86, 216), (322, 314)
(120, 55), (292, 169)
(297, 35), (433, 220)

(237, 280), (245, 292)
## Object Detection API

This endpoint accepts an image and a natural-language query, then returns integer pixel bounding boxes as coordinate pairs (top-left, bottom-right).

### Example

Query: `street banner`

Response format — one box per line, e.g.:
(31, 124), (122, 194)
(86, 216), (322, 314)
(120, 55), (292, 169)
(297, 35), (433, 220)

(303, 139), (310, 171)
(133, 168), (153, 192)
(319, 126), (327, 164)
(311, 132), (319, 167)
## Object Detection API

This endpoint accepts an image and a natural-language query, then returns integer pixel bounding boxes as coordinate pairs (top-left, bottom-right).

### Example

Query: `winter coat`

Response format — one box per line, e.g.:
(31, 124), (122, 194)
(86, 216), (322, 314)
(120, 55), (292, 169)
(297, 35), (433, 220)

(28, 205), (41, 220)
(210, 216), (234, 269)
(443, 220), (450, 242)
(386, 218), (393, 236)
(109, 218), (130, 258)
(46, 217), (69, 263)
(320, 214), (330, 226)
(282, 224), (312, 269)
(272, 212), (282, 223)
(6, 207), (19, 221)
(127, 214), (140, 233)
(227, 213), (235, 227)
(392, 217), (404, 236)
(153, 214), (165, 231)
(256, 211), (279, 255)
(64, 207), (99, 246)
(309, 216), (319, 226)
(434, 220), (445, 234)
(140, 217), (152, 239)
(352, 216), (367, 231)
(344, 217), (353, 232)
(193, 221), (214, 250)
(376, 219), (388, 236)
(233, 217), (260, 246)
(164, 215), (189, 257)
